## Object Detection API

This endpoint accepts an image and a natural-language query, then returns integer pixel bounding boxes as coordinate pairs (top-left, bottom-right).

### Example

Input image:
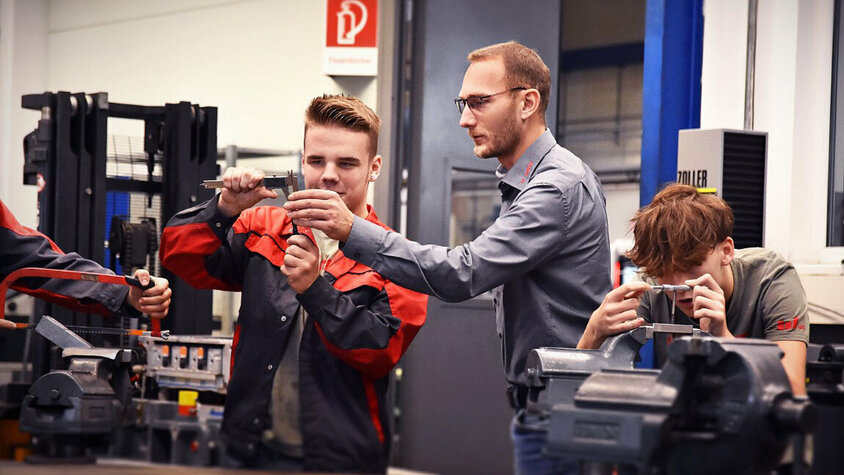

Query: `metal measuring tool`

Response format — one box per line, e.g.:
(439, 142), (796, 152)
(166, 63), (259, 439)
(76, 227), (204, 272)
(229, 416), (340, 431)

(282, 170), (300, 234)
(200, 173), (299, 191)
(650, 284), (692, 292)
(651, 284), (692, 323)
(201, 170), (301, 234)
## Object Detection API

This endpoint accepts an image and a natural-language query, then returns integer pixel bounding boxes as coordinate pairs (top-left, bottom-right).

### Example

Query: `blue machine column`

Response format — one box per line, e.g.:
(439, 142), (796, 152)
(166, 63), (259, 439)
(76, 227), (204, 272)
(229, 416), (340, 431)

(641, 0), (704, 206)
(638, 0), (704, 367)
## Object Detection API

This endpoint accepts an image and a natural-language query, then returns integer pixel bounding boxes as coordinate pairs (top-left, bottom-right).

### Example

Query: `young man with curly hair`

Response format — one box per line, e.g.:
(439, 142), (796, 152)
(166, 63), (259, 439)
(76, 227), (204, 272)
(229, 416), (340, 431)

(578, 183), (808, 395)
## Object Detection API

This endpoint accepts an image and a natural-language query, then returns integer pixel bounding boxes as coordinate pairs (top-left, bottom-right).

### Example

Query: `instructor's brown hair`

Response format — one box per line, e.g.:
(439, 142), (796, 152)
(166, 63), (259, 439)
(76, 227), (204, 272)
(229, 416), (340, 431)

(628, 184), (734, 278)
(467, 41), (551, 120)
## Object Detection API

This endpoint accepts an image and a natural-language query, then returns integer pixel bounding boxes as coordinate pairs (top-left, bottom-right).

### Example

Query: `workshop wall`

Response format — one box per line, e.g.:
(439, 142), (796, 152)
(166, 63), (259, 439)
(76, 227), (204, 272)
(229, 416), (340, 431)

(700, 0), (844, 319)
(3, 0), (840, 321)
(1, 0), (377, 225)
(557, 0), (645, 247)
(0, 0), (48, 228)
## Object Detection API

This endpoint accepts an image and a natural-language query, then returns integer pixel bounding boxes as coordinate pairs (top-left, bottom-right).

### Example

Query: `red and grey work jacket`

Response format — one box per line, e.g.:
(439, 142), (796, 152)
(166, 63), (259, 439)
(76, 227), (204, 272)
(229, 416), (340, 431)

(0, 199), (129, 315)
(159, 197), (427, 472)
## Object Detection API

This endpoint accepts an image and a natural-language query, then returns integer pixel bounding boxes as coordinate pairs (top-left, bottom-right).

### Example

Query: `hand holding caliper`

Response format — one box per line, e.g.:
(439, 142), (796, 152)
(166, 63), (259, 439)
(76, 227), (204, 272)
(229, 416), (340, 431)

(206, 168), (299, 231)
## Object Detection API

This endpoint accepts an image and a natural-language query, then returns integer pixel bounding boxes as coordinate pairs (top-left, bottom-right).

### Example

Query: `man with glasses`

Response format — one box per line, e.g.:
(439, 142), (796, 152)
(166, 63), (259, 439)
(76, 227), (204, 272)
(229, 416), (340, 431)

(285, 41), (611, 474)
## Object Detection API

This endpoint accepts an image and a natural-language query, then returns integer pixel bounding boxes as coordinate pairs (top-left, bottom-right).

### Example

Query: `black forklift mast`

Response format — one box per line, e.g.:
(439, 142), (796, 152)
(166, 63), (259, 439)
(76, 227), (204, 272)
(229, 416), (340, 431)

(20, 91), (217, 378)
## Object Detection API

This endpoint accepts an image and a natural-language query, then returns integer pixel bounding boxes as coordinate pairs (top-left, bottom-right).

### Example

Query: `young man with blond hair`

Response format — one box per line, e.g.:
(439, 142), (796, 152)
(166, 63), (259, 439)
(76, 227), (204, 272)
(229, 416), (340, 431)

(160, 94), (427, 472)
(578, 183), (808, 394)
(286, 41), (611, 475)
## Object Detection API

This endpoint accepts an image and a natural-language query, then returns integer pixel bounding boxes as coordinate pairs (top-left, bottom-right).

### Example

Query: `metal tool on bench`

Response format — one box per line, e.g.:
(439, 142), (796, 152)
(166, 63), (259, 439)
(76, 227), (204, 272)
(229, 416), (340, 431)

(0, 266), (167, 463)
(2, 266), (233, 465)
(10, 322), (168, 339)
(524, 323), (703, 418)
(18, 315), (139, 463)
(526, 329), (815, 474)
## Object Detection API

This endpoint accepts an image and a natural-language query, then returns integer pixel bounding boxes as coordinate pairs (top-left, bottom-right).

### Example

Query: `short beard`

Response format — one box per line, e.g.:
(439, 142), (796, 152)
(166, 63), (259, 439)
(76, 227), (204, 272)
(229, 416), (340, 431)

(474, 114), (522, 160)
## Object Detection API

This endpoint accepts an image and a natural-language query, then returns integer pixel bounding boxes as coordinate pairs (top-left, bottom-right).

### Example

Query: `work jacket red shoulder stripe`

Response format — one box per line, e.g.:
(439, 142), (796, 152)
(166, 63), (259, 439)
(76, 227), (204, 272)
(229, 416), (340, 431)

(1, 200), (62, 252)
(158, 197), (428, 471)
(0, 199), (127, 316)
(306, 276), (427, 379)
(160, 222), (241, 291)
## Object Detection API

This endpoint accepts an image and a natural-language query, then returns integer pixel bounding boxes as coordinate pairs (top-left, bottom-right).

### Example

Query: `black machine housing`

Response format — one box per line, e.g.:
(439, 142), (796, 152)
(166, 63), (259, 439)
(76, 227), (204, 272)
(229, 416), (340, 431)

(525, 329), (815, 474)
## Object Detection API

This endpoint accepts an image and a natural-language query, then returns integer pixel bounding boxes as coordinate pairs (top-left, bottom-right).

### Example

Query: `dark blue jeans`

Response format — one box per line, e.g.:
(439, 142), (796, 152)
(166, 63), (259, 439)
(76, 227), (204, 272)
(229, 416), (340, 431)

(511, 413), (577, 475)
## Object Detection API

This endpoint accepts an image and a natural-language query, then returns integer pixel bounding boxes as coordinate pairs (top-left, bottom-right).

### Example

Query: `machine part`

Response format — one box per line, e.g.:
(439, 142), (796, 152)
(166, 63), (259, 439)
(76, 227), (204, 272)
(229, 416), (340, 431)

(677, 129), (767, 249)
(61, 347), (134, 362)
(806, 344), (844, 475)
(11, 322), (169, 340)
(17, 301), (139, 462)
(543, 337), (814, 474)
(108, 398), (225, 466)
(18, 349), (135, 462)
(34, 316), (93, 350)
(200, 173), (298, 191)
(16, 312), (227, 466)
(140, 335), (232, 393)
(806, 343), (844, 405)
(108, 216), (158, 272)
(524, 324), (702, 417)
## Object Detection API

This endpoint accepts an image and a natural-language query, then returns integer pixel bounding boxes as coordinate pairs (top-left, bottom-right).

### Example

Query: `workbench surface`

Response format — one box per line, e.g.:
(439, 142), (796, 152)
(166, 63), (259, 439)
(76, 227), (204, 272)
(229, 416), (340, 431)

(0, 459), (315, 474)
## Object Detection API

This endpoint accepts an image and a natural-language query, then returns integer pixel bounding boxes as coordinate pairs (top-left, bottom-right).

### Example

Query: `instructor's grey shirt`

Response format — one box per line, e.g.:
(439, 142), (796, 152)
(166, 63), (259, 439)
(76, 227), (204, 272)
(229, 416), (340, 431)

(342, 130), (612, 385)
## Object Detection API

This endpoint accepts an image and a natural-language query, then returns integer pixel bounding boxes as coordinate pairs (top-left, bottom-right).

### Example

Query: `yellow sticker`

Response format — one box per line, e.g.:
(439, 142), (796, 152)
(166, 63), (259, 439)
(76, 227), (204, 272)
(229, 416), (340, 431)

(179, 390), (199, 407)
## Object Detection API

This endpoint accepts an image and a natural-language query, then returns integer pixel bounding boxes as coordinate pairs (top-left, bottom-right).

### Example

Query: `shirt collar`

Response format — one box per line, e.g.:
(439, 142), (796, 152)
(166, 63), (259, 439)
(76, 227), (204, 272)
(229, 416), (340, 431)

(496, 129), (556, 191)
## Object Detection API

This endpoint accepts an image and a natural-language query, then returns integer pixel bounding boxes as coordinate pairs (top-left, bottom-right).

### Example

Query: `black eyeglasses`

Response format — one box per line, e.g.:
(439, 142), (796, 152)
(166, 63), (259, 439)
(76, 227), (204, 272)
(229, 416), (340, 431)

(454, 87), (527, 114)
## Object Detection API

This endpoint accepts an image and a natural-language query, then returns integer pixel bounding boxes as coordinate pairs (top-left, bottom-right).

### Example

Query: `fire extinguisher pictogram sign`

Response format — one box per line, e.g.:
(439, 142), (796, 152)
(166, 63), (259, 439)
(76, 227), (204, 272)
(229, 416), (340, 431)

(324, 0), (378, 76)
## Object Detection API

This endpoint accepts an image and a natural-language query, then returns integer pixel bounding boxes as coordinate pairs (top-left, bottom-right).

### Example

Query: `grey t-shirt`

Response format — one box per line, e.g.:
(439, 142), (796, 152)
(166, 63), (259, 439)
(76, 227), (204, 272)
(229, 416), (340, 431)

(637, 248), (809, 366)
(268, 306), (306, 458)
(267, 237), (338, 458)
